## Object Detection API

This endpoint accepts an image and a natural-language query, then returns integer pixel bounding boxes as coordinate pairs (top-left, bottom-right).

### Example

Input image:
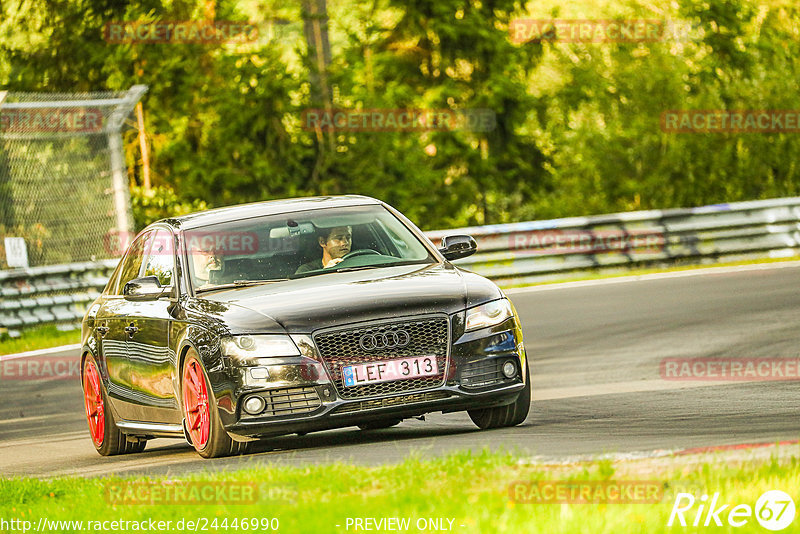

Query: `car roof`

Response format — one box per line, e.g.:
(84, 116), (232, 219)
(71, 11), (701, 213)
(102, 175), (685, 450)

(161, 195), (384, 230)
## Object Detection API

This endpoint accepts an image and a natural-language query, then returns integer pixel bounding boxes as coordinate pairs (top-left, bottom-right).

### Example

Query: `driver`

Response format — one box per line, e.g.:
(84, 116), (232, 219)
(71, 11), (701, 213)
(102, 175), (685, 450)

(295, 225), (352, 273)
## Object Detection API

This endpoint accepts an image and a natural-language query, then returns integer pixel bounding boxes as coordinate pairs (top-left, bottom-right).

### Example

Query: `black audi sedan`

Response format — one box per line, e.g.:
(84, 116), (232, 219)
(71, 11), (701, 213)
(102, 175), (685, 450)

(81, 195), (530, 458)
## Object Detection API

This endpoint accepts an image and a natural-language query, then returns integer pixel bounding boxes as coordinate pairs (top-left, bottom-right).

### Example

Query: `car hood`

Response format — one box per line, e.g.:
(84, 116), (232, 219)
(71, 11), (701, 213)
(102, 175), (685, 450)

(196, 262), (502, 333)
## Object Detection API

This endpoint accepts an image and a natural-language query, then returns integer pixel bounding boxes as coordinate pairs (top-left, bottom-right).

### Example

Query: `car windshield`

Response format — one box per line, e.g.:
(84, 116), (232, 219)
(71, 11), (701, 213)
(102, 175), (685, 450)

(184, 204), (436, 293)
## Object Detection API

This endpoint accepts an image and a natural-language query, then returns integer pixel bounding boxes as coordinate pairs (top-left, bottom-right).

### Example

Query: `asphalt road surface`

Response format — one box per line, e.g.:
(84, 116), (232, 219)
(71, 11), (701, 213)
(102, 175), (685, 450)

(2, 263), (799, 478)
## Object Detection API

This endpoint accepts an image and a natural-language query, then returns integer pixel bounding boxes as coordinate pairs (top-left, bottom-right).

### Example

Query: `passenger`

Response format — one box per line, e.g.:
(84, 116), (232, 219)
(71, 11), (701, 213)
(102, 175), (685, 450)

(191, 247), (221, 288)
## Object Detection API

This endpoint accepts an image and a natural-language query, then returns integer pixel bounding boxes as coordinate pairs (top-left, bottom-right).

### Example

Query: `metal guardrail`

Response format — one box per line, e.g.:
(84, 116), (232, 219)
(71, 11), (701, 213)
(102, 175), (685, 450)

(2, 197), (799, 335)
(427, 196), (800, 286)
(0, 260), (117, 334)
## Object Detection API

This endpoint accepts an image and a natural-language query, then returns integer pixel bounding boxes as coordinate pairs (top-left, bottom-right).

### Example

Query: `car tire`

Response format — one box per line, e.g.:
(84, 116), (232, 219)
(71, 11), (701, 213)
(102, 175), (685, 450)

(357, 419), (402, 431)
(467, 359), (531, 430)
(181, 349), (249, 459)
(82, 354), (147, 456)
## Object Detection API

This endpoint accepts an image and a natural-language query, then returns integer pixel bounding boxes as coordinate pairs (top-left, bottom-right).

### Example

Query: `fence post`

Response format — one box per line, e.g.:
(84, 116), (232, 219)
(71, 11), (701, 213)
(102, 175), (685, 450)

(107, 85), (148, 248)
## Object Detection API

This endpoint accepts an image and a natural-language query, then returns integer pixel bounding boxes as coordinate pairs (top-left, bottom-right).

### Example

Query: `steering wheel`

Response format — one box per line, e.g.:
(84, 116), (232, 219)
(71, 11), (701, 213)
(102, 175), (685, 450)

(341, 248), (381, 260)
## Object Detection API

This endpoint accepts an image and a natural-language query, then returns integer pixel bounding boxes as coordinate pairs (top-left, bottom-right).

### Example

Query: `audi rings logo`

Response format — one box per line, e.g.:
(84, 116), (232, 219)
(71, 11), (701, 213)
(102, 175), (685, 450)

(359, 330), (411, 351)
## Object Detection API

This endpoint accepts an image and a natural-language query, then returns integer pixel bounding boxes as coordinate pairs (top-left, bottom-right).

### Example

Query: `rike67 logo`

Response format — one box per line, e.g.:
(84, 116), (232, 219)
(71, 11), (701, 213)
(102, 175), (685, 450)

(668, 490), (795, 531)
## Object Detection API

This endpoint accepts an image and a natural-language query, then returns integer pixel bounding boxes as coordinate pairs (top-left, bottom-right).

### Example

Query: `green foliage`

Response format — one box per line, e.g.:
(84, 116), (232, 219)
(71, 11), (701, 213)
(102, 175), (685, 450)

(1, 0), (799, 232)
(130, 185), (208, 231)
(522, 0), (800, 218)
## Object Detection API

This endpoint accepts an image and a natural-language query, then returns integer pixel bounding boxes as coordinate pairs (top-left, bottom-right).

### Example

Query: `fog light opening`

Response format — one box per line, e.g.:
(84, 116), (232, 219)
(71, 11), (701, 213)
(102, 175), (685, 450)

(250, 367), (269, 379)
(243, 395), (266, 415)
(502, 360), (517, 378)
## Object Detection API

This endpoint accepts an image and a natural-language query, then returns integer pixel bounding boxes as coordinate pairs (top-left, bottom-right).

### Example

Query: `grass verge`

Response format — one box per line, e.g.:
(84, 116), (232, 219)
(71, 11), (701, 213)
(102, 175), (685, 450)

(2, 448), (800, 533)
(0, 324), (79, 356)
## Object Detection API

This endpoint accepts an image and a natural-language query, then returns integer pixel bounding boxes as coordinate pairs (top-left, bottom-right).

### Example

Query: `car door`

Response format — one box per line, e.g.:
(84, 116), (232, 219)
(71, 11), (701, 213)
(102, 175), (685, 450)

(101, 230), (152, 422)
(123, 228), (181, 424)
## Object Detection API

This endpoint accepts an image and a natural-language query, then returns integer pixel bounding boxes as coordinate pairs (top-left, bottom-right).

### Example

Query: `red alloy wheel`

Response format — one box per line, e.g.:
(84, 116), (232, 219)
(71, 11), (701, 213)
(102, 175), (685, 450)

(182, 359), (211, 448)
(83, 360), (105, 447)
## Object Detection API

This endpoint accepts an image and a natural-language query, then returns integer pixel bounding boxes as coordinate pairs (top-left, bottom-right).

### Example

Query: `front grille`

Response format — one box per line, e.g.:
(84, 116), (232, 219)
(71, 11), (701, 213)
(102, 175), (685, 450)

(461, 358), (506, 388)
(314, 316), (449, 399)
(245, 386), (322, 418)
(332, 391), (452, 414)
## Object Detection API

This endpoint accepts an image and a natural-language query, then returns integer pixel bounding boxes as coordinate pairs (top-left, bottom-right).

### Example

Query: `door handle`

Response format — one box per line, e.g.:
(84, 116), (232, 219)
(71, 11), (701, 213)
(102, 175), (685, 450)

(96, 325), (109, 336)
(124, 324), (139, 337)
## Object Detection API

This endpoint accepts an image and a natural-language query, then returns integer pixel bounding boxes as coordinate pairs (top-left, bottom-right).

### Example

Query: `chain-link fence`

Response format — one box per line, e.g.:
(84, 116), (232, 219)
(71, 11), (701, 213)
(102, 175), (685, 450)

(0, 86), (147, 269)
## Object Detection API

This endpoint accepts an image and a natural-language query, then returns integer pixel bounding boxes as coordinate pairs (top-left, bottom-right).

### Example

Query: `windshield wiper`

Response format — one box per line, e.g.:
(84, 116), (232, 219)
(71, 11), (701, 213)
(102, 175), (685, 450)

(233, 279), (290, 285)
(329, 260), (429, 273)
(329, 265), (382, 273)
(290, 260), (432, 279)
(195, 279), (290, 293)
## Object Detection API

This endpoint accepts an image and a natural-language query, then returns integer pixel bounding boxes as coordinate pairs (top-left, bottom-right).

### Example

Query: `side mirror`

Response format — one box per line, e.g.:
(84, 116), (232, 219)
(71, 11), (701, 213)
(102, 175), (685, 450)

(438, 235), (477, 261)
(123, 276), (172, 301)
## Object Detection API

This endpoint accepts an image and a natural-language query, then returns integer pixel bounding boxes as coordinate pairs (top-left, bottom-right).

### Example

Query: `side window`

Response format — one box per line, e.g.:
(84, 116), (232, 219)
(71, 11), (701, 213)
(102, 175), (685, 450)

(141, 229), (175, 286)
(113, 231), (152, 295)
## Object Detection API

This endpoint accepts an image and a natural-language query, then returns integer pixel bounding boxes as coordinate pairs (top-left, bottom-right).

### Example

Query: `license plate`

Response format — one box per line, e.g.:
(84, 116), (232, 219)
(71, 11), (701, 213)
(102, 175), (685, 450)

(342, 356), (439, 387)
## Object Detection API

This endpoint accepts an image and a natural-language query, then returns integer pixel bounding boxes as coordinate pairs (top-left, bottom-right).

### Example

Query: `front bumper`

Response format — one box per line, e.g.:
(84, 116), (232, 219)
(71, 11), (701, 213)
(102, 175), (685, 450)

(226, 381), (525, 439)
(212, 315), (528, 440)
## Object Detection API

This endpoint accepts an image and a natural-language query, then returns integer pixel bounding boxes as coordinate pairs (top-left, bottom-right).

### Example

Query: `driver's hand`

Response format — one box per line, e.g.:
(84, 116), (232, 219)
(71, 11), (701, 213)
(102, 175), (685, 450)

(324, 257), (344, 268)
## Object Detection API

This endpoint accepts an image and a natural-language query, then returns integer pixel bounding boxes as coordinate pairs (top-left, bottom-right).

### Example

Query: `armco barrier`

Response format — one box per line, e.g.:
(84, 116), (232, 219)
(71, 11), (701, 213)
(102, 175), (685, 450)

(427, 197), (800, 286)
(0, 260), (117, 334)
(1, 197), (799, 335)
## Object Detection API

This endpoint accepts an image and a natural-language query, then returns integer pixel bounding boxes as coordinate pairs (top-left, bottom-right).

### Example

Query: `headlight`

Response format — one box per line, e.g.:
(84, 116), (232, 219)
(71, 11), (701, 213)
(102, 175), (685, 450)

(220, 335), (300, 359)
(465, 299), (514, 332)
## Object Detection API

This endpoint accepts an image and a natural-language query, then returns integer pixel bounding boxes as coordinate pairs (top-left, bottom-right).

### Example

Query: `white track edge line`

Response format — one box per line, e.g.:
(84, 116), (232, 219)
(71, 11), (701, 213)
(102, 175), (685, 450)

(504, 260), (800, 294)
